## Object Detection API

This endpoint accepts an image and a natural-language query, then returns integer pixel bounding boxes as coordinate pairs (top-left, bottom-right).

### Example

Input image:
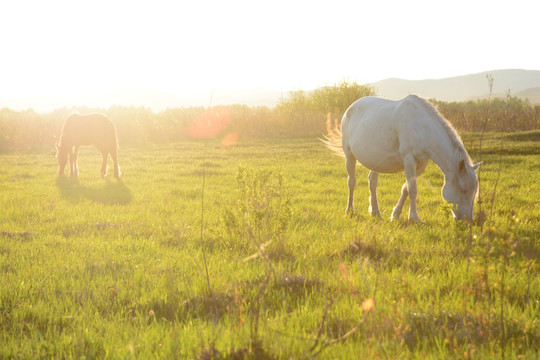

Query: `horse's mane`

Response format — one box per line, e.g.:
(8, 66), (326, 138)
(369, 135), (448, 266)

(410, 95), (473, 166)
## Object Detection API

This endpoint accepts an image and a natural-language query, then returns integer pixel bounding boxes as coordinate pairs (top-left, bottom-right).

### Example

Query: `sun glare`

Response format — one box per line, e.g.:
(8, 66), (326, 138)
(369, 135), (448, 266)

(186, 107), (232, 140)
(221, 132), (239, 147)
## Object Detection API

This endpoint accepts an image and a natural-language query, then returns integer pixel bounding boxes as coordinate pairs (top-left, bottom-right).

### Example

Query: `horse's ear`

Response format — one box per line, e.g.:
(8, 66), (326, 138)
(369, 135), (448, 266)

(472, 162), (482, 172)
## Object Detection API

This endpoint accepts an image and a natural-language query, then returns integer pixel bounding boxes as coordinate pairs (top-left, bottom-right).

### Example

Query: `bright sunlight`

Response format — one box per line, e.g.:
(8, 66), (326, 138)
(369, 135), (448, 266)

(1, 0), (539, 111)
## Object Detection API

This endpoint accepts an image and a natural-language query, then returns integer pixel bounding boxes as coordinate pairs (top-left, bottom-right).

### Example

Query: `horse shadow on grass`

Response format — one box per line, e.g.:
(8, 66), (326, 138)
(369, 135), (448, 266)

(56, 176), (132, 205)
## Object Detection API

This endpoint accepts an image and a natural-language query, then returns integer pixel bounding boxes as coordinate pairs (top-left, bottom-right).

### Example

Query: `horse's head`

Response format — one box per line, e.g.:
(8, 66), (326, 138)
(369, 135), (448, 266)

(442, 159), (481, 222)
(56, 144), (68, 175)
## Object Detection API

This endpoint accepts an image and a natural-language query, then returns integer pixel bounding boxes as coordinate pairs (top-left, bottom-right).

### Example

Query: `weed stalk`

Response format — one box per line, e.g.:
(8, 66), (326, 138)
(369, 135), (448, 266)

(199, 141), (213, 297)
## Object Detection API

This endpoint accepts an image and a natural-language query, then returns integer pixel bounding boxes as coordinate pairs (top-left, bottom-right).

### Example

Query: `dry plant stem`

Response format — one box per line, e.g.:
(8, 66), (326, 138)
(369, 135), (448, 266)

(488, 105), (505, 230)
(307, 300), (335, 354)
(246, 226), (275, 274)
(245, 224), (276, 347)
(308, 278), (379, 358)
(200, 141), (213, 297)
(477, 74), (494, 308)
(200, 94), (215, 298)
(249, 273), (271, 346)
(477, 73), (494, 231)
(500, 253), (507, 360)
(309, 313), (369, 359)
(494, 92), (511, 360)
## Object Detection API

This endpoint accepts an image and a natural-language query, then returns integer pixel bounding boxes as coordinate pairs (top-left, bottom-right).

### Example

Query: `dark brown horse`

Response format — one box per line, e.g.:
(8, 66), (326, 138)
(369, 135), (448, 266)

(56, 113), (121, 178)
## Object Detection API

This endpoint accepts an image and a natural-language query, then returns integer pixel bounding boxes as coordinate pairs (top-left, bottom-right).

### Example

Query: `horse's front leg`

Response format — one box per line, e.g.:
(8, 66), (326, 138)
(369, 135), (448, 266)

(392, 159), (428, 222)
(403, 154), (421, 223)
(368, 171), (382, 217)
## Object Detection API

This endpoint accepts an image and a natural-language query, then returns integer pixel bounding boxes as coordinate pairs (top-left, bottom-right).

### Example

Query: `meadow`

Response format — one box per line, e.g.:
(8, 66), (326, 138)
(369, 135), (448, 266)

(0, 131), (539, 359)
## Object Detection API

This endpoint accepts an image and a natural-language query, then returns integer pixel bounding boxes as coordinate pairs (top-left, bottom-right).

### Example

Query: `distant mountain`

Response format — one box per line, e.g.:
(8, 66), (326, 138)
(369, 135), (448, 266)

(371, 69), (540, 103)
(514, 87), (540, 104)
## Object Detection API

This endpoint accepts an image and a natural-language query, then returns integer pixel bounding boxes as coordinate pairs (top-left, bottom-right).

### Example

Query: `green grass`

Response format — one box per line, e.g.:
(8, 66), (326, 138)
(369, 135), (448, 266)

(1, 133), (539, 359)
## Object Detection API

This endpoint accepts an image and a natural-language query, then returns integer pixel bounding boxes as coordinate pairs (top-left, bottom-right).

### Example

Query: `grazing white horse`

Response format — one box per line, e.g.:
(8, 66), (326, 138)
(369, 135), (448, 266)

(324, 95), (480, 222)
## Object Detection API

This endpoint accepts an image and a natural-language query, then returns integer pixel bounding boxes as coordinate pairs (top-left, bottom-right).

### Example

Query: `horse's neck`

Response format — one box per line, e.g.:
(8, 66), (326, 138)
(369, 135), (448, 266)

(428, 132), (460, 178)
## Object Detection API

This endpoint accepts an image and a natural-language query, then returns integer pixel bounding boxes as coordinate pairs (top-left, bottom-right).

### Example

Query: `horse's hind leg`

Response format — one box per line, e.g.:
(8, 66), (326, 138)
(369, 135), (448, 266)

(368, 171), (382, 217)
(404, 154), (420, 222)
(345, 152), (357, 214)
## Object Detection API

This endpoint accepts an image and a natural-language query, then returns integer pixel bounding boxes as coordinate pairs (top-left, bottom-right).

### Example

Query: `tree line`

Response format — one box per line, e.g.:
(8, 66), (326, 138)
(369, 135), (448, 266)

(1, 82), (538, 151)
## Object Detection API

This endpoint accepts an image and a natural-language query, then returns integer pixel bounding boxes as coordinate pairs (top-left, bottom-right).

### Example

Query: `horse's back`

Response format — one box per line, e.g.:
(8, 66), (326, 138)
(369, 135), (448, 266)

(344, 95), (426, 128)
(344, 96), (412, 135)
(342, 96), (434, 173)
(62, 113), (117, 148)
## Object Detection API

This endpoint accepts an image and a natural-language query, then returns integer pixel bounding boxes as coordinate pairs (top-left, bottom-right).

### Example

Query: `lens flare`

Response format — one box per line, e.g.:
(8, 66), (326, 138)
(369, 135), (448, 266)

(222, 131), (239, 147)
(186, 106), (232, 140)
(361, 298), (375, 312)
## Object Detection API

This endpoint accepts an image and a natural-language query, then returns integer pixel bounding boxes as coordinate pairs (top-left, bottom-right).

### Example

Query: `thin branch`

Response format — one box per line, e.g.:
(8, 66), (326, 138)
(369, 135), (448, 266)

(307, 299), (335, 354)
(308, 313), (369, 359)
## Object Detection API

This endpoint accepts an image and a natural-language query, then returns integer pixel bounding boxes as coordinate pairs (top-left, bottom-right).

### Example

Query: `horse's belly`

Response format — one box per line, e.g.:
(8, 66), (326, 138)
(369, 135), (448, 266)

(349, 130), (404, 173)
(355, 150), (404, 173)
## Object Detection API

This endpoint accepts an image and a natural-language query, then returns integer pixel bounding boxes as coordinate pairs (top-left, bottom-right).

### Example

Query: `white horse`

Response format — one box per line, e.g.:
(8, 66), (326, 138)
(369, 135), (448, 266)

(324, 95), (480, 222)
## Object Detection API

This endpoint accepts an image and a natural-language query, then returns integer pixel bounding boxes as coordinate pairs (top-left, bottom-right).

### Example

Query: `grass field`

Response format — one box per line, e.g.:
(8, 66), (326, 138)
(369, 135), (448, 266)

(1, 132), (539, 359)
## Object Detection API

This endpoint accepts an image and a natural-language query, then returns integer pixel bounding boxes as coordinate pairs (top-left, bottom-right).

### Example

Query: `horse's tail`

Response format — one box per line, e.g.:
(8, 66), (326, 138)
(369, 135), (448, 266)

(321, 114), (345, 157)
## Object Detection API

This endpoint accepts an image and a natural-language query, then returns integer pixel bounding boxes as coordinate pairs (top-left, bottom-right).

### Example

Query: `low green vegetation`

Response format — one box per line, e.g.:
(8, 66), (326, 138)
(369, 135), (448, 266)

(1, 132), (539, 358)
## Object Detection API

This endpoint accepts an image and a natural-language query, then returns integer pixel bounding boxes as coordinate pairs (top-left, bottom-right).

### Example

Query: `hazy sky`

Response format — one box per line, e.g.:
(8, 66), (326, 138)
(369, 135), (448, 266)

(1, 0), (538, 109)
